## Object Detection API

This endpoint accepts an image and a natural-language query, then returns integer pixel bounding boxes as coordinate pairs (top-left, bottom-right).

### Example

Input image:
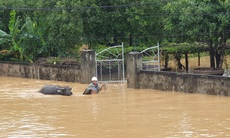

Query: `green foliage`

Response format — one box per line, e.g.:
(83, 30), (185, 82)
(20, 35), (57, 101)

(1, 0), (165, 62)
(0, 0), (229, 66)
(163, 0), (230, 68)
(81, 0), (164, 47)
(0, 10), (48, 62)
(0, 30), (11, 48)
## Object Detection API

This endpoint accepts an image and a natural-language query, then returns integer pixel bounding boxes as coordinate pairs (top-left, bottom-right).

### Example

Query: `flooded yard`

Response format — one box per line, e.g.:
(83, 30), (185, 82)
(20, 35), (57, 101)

(1, 77), (230, 137)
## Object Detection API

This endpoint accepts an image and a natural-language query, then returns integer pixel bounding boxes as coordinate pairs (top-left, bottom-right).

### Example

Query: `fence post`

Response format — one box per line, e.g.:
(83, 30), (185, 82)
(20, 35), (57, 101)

(127, 52), (142, 88)
(80, 50), (96, 84)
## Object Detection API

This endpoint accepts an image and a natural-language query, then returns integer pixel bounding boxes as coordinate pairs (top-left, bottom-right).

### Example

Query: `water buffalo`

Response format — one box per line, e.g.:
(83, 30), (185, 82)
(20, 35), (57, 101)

(39, 85), (73, 96)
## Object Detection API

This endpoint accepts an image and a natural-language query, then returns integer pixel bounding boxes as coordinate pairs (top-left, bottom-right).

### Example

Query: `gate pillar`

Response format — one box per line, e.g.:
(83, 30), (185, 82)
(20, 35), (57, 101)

(80, 50), (96, 84)
(127, 52), (142, 88)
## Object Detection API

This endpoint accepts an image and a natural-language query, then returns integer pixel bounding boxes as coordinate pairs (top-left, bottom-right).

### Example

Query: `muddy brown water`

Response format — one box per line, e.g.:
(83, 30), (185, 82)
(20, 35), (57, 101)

(1, 76), (230, 138)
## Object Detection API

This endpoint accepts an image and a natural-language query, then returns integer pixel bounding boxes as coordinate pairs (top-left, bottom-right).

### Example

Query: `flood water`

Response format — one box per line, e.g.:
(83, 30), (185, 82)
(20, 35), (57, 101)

(1, 76), (230, 138)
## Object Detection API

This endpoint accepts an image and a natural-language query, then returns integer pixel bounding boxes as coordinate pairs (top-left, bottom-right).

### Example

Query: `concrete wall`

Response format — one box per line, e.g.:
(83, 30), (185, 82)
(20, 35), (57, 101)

(138, 71), (230, 96)
(0, 62), (81, 82)
(0, 50), (96, 83)
(127, 52), (230, 96)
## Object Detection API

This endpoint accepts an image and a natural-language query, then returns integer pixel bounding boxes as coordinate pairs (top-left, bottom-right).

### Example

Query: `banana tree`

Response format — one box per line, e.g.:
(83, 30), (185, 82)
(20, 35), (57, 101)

(0, 30), (11, 48)
(0, 29), (12, 60)
(19, 16), (46, 61)
(7, 10), (25, 61)
(0, 10), (46, 62)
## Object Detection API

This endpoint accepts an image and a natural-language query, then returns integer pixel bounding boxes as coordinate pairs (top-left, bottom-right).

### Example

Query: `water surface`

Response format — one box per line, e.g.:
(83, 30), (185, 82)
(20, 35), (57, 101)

(0, 77), (230, 137)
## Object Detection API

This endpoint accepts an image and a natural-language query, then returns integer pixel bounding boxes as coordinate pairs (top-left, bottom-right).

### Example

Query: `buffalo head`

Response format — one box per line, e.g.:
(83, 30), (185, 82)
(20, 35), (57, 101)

(57, 86), (73, 96)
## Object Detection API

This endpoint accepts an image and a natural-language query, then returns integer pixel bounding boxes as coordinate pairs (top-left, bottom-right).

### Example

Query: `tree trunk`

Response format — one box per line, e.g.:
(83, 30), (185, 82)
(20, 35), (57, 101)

(113, 35), (118, 46)
(198, 53), (200, 66)
(215, 51), (220, 68)
(215, 46), (225, 68)
(175, 54), (185, 70)
(216, 54), (224, 68)
(208, 40), (215, 68)
(129, 34), (133, 46)
(185, 53), (189, 72)
(164, 53), (169, 69)
(210, 51), (215, 68)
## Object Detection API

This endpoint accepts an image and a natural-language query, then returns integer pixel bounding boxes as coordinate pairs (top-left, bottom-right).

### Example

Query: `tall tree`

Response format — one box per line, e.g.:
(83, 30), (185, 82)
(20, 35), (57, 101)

(35, 0), (84, 57)
(164, 0), (230, 68)
(81, 0), (166, 47)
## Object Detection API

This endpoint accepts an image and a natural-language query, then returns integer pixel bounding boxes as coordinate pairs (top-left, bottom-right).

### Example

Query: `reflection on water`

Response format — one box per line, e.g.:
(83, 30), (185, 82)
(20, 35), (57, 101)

(1, 76), (230, 137)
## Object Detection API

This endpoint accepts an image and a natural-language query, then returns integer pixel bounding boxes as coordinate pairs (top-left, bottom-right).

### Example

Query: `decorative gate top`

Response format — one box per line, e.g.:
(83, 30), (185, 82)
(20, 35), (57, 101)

(96, 45), (124, 60)
(141, 43), (160, 71)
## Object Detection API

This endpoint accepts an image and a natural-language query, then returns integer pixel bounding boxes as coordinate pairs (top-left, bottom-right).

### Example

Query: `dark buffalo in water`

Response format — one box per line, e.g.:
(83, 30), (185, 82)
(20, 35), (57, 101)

(39, 85), (73, 96)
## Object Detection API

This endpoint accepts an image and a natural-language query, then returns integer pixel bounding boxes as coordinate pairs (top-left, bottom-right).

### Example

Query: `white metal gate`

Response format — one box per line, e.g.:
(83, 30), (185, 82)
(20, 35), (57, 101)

(96, 43), (125, 82)
(141, 43), (160, 71)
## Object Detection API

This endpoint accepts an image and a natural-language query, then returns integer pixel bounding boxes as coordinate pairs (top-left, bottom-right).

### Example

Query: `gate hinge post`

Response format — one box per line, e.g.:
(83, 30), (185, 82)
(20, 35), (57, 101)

(80, 50), (96, 84)
(127, 52), (142, 88)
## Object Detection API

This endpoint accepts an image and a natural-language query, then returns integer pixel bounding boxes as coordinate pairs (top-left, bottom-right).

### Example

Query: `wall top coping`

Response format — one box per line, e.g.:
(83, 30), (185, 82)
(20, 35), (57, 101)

(139, 70), (230, 80)
(0, 61), (80, 69)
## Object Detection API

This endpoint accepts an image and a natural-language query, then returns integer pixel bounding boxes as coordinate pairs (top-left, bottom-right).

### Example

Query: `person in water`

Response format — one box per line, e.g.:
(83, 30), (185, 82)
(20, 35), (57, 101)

(83, 77), (105, 94)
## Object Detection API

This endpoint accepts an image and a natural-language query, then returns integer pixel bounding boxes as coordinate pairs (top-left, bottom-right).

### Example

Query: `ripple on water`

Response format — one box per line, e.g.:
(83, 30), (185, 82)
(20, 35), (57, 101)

(1, 77), (230, 137)
(1, 115), (70, 137)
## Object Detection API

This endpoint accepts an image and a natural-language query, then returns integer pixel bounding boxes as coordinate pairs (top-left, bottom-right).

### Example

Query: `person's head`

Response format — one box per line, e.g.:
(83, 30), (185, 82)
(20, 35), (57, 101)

(91, 77), (98, 84)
